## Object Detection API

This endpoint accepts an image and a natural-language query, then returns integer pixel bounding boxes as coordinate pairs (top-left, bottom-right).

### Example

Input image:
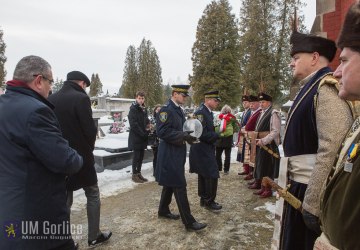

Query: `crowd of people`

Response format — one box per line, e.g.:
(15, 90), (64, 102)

(1, 2), (360, 249)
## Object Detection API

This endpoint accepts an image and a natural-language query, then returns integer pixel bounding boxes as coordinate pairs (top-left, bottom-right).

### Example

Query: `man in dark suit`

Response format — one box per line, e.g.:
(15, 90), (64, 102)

(155, 85), (207, 231)
(49, 71), (112, 247)
(189, 91), (222, 211)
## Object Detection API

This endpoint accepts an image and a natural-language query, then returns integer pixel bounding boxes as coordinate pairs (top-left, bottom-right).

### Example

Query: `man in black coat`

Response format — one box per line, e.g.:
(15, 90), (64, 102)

(189, 91), (222, 211)
(49, 71), (112, 247)
(0, 56), (83, 250)
(155, 85), (207, 231)
(128, 91), (150, 183)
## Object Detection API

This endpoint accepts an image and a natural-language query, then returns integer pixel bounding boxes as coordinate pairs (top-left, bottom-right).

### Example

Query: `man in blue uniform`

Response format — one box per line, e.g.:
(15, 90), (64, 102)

(155, 85), (207, 231)
(189, 91), (222, 211)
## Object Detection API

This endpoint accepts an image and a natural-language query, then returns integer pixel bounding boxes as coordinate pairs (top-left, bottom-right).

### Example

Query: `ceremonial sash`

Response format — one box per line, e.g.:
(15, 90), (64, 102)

(287, 154), (316, 184)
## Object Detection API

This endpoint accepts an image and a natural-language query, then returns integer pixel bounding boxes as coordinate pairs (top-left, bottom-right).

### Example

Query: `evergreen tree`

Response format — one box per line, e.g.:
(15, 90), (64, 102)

(163, 83), (172, 103)
(89, 73), (103, 97)
(0, 28), (7, 88)
(52, 78), (64, 93)
(238, 0), (305, 103)
(190, 0), (241, 108)
(120, 45), (138, 98)
(120, 39), (163, 108)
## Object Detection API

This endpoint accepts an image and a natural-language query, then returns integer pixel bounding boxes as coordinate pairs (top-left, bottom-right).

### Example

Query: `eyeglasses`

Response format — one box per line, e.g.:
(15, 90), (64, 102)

(33, 74), (54, 85)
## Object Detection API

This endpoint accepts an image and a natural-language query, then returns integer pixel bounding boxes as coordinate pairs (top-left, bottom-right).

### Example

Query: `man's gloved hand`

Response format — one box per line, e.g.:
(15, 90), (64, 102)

(302, 209), (321, 235)
(183, 132), (197, 144)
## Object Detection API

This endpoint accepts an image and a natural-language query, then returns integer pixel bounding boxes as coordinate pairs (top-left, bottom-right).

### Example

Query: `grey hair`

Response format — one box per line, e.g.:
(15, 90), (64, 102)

(221, 104), (232, 114)
(13, 55), (52, 83)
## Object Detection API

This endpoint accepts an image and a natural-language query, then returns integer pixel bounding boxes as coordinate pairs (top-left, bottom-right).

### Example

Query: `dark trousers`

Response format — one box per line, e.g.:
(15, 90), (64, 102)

(158, 186), (196, 226)
(67, 184), (101, 241)
(198, 175), (218, 204)
(215, 146), (231, 172)
(132, 149), (145, 174)
(152, 146), (158, 176)
(280, 180), (319, 250)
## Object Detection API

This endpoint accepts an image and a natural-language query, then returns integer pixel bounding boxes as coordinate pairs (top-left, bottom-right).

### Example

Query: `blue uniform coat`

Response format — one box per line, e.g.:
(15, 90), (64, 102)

(189, 103), (220, 178)
(155, 100), (187, 188)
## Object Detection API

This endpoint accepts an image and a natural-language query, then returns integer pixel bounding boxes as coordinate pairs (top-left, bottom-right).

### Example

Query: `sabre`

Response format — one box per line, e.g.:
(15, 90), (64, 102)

(244, 137), (280, 159)
(262, 177), (303, 212)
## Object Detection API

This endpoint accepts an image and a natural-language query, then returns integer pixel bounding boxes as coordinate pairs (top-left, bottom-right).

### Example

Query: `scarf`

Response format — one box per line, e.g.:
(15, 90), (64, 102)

(6, 80), (31, 89)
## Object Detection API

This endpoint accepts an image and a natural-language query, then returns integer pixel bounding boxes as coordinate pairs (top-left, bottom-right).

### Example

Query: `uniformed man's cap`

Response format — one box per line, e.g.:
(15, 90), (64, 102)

(258, 92), (272, 102)
(171, 84), (190, 96)
(290, 31), (337, 62)
(248, 95), (259, 102)
(204, 90), (221, 101)
(242, 95), (250, 102)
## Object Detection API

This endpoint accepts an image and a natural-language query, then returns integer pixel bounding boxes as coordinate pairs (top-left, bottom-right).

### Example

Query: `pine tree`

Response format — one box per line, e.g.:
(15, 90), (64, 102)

(89, 73), (103, 97)
(238, 0), (305, 103)
(0, 28), (7, 88)
(190, 0), (241, 108)
(95, 73), (103, 96)
(120, 39), (163, 108)
(52, 78), (64, 93)
(120, 45), (138, 98)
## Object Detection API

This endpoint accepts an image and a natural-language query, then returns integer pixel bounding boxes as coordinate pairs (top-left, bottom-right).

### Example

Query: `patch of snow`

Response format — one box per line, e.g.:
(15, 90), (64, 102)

(98, 115), (114, 124)
(71, 162), (155, 211)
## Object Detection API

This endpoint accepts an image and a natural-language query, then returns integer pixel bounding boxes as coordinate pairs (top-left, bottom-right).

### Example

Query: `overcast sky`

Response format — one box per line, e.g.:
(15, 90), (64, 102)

(1, 0), (315, 94)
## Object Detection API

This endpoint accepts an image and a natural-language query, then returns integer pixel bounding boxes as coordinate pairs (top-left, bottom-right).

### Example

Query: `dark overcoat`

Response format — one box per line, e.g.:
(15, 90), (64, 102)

(0, 85), (83, 249)
(49, 81), (97, 191)
(128, 102), (150, 150)
(155, 100), (187, 188)
(189, 103), (220, 179)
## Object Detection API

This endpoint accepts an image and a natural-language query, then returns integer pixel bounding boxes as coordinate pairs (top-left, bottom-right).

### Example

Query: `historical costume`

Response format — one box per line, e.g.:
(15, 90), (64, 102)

(237, 94), (252, 175)
(279, 28), (353, 250)
(253, 92), (281, 198)
(315, 3), (360, 249)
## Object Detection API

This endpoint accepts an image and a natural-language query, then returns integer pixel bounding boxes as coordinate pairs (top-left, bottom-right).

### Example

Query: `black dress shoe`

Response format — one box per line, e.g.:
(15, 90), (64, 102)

(158, 213), (180, 220)
(205, 202), (222, 211)
(88, 231), (112, 246)
(185, 221), (207, 231)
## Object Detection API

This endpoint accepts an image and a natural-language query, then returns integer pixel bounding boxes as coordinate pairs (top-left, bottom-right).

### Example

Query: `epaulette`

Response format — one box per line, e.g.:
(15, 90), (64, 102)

(315, 74), (356, 119)
(318, 74), (339, 91)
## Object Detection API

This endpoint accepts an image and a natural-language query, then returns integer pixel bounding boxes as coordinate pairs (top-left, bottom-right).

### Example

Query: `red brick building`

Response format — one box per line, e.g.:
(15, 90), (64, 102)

(311, 0), (356, 70)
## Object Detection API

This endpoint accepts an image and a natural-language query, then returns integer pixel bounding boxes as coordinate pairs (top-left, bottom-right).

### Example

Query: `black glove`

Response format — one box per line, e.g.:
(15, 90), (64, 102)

(302, 210), (321, 235)
(183, 132), (197, 144)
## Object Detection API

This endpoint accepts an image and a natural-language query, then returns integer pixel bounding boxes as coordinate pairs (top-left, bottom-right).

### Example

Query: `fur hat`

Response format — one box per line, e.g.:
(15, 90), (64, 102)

(290, 31), (337, 62)
(248, 95), (259, 102)
(258, 92), (272, 102)
(337, 2), (360, 50)
(242, 95), (250, 102)
(67, 71), (91, 86)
